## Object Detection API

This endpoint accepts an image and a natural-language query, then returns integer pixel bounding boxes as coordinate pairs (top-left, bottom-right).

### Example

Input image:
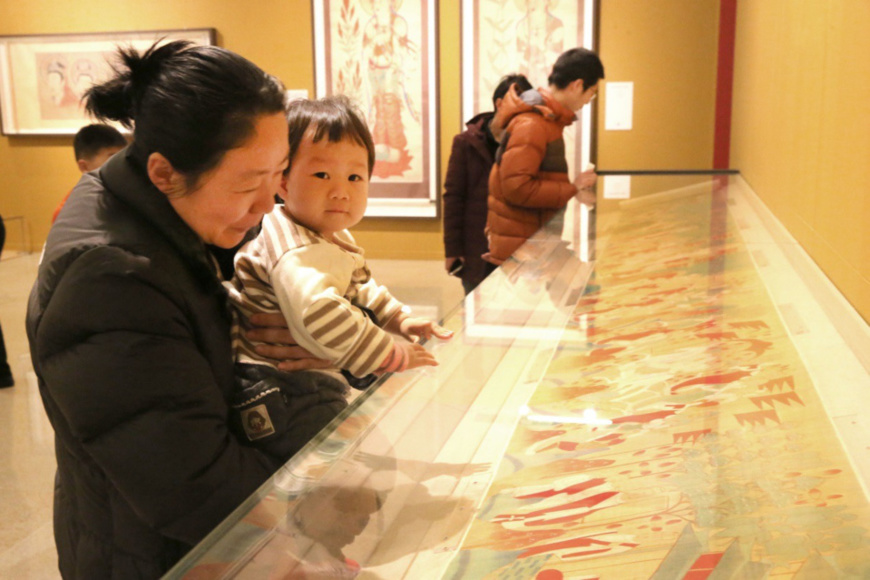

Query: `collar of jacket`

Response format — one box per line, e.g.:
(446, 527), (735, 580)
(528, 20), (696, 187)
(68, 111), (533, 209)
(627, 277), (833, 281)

(500, 88), (577, 128)
(465, 111), (498, 160)
(100, 147), (223, 291)
(531, 88), (577, 126)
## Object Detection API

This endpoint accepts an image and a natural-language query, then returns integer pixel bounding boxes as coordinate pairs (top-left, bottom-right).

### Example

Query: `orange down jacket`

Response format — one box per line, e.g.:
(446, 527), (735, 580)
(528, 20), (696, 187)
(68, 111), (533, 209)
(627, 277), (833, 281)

(484, 88), (578, 265)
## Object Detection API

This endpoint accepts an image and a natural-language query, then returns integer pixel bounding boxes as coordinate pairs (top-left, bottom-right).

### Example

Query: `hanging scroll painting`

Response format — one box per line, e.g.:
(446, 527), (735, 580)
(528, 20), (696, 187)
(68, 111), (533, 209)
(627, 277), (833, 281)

(313, 0), (439, 218)
(461, 0), (595, 175)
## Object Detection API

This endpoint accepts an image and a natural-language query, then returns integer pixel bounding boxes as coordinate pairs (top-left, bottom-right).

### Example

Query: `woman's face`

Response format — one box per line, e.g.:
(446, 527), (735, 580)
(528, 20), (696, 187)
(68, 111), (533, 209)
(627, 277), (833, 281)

(169, 113), (290, 249)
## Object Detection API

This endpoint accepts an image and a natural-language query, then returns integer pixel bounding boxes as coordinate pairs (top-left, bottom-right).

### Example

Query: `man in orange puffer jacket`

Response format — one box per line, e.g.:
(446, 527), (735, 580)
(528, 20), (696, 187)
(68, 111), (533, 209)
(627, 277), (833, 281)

(485, 48), (605, 265)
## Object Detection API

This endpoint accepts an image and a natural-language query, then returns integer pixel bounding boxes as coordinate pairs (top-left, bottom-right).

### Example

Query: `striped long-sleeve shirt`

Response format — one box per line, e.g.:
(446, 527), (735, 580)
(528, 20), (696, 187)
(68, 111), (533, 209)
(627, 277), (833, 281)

(225, 206), (407, 378)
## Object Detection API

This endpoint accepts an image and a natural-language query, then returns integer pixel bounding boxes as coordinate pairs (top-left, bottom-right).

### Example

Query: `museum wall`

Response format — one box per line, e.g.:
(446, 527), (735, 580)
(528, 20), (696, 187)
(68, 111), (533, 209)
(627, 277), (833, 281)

(596, 0), (719, 171)
(731, 0), (870, 322)
(0, 0), (722, 259)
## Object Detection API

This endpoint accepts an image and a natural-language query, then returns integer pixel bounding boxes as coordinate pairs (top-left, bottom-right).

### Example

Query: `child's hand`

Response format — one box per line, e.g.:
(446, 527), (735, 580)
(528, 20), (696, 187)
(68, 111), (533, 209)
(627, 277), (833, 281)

(398, 317), (454, 343)
(399, 341), (438, 370)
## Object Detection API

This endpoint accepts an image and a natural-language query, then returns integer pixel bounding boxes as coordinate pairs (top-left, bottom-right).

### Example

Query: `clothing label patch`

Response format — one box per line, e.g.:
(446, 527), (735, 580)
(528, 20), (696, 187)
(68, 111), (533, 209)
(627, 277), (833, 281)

(241, 404), (276, 441)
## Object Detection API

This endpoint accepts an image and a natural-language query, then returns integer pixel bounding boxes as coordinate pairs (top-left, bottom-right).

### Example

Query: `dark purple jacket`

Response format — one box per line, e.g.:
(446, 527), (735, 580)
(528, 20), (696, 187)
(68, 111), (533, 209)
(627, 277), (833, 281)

(442, 112), (499, 291)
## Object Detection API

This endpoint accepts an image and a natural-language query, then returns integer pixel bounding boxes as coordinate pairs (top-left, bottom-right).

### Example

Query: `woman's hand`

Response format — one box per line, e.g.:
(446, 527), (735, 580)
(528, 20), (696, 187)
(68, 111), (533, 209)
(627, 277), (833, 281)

(245, 313), (332, 372)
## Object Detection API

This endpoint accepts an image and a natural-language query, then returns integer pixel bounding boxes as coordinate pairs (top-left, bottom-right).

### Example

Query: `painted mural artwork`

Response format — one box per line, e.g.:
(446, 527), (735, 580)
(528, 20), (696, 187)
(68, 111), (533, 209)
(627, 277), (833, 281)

(328, 0), (425, 182)
(475, 0), (577, 93)
(35, 51), (111, 120)
(515, 0), (565, 88)
(469, 0), (585, 176)
(445, 189), (870, 579)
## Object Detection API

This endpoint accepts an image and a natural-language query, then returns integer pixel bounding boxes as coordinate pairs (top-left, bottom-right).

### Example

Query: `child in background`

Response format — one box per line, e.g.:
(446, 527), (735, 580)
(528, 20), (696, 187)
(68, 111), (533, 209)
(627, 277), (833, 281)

(225, 96), (452, 460)
(52, 123), (127, 223)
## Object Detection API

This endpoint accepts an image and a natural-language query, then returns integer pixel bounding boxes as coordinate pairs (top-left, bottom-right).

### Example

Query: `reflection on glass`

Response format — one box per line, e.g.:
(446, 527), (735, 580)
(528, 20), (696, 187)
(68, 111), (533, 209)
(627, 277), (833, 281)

(167, 175), (870, 579)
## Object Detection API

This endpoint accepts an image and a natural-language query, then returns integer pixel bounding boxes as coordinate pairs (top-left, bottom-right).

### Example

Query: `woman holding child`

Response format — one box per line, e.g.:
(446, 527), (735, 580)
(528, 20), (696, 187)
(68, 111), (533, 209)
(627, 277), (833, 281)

(26, 41), (318, 578)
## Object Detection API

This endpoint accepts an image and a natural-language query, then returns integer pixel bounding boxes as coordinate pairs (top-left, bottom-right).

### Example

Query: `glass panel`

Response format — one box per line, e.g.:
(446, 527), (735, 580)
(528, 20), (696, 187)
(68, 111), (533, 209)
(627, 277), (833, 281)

(166, 174), (870, 579)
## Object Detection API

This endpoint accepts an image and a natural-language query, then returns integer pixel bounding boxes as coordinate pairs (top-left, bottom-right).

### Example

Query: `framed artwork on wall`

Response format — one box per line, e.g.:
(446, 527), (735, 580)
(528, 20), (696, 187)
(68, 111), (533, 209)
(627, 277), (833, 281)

(461, 0), (595, 175)
(0, 28), (215, 136)
(312, 0), (439, 218)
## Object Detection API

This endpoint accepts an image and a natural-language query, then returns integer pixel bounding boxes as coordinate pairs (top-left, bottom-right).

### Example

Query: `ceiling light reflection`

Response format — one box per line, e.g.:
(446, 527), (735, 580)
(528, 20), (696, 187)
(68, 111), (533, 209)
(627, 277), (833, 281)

(520, 406), (613, 426)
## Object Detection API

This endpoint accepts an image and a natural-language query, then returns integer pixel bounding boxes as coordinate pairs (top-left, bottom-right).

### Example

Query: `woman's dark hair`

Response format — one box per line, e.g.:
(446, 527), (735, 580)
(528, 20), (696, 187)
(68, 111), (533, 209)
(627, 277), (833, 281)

(286, 96), (376, 177)
(492, 73), (534, 107)
(548, 47), (605, 91)
(84, 40), (286, 189)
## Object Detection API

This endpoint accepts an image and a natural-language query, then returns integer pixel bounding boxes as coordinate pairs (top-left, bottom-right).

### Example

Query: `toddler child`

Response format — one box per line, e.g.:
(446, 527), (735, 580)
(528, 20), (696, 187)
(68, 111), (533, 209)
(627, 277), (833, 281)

(226, 96), (452, 462)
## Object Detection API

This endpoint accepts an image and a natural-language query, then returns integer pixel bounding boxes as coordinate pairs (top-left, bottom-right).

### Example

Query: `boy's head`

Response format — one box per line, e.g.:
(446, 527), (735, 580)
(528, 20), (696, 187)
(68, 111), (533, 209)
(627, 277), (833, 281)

(491, 74), (533, 109)
(73, 123), (127, 173)
(286, 96), (375, 177)
(282, 96), (375, 238)
(548, 48), (605, 111)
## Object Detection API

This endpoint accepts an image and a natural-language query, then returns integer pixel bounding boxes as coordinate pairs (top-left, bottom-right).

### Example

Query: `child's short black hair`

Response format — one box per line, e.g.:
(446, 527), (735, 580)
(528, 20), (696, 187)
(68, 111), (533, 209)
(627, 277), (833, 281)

(548, 47), (605, 91)
(73, 123), (127, 162)
(491, 74), (533, 108)
(286, 96), (376, 177)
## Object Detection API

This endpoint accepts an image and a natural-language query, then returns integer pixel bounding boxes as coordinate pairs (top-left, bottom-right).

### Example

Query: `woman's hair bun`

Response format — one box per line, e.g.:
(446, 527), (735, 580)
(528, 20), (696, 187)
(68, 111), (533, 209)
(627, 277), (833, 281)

(84, 40), (193, 128)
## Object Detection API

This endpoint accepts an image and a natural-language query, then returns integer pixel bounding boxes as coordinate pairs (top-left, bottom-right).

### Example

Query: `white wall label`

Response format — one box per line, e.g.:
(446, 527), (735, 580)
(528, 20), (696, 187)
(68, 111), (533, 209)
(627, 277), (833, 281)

(603, 175), (632, 199)
(605, 82), (633, 131)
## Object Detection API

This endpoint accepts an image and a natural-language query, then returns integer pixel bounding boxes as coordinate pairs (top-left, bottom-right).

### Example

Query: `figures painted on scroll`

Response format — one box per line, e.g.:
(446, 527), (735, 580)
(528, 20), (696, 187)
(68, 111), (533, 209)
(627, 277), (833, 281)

(361, 0), (419, 178)
(515, 0), (565, 87)
(37, 52), (109, 120)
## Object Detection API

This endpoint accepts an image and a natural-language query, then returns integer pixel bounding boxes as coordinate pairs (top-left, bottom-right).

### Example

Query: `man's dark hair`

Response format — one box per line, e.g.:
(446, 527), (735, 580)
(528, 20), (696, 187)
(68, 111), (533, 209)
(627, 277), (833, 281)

(73, 124), (127, 161)
(491, 74), (533, 108)
(548, 47), (605, 90)
(286, 96), (376, 177)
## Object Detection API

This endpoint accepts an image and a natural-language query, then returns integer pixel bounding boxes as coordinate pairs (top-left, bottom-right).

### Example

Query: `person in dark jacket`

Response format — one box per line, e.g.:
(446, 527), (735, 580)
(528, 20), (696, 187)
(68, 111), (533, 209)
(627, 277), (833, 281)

(485, 47), (604, 265)
(442, 74), (533, 294)
(26, 41), (318, 579)
(0, 213), (12, 387)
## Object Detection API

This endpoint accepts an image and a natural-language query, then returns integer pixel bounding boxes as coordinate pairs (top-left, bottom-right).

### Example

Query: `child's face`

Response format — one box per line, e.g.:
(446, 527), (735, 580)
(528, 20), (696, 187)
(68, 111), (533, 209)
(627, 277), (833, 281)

(282, 133), (369, 238)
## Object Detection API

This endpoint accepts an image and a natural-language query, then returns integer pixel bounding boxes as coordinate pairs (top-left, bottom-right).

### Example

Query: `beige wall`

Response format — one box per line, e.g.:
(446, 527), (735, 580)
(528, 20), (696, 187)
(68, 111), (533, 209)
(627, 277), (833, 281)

(0, 1), (719, 259)
(0, 0), (445, 257)
(0, 0), (318, 252)
(596, 0), (719, 171)
(731, 0), (870, 322)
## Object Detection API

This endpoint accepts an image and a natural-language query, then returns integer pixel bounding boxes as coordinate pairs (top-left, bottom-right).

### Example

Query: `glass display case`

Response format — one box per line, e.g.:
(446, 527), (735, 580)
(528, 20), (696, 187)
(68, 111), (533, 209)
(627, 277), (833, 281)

(165, 174), (870, 579)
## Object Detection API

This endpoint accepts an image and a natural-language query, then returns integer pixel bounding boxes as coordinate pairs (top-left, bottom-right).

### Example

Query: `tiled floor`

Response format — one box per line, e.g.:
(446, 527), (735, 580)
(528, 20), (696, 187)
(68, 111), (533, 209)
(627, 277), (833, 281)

(0, 251), (463, 579)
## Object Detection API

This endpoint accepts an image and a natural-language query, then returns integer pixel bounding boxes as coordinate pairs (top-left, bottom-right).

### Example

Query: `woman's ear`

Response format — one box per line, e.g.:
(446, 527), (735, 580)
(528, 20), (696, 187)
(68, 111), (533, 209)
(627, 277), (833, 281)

(147, 152), (187, 197)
